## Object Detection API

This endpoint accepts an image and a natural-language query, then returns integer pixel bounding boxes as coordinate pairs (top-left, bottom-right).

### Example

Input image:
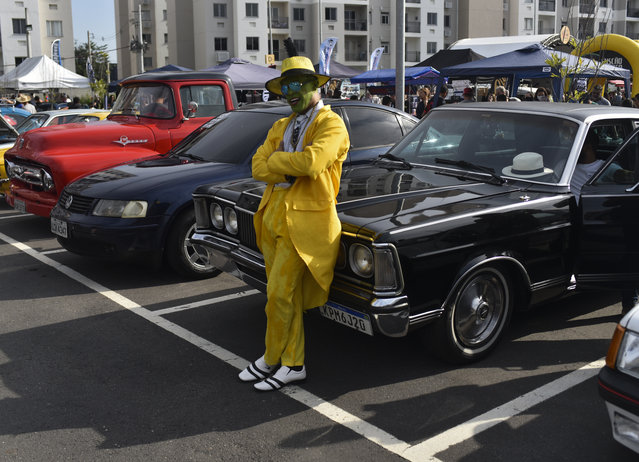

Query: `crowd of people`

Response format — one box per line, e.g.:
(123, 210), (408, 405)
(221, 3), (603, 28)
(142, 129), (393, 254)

(1, 92), (106, 112)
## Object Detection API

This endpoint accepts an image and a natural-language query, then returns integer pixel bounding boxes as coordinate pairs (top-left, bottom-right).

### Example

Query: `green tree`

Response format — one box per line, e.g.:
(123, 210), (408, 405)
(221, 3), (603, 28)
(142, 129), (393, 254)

(74, 39), (110, 82)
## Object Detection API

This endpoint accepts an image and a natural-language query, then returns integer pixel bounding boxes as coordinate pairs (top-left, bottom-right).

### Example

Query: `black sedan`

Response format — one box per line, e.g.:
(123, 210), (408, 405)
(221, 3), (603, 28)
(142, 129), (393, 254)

(191, 102), (639, 362)
(50, 100), (417, 278)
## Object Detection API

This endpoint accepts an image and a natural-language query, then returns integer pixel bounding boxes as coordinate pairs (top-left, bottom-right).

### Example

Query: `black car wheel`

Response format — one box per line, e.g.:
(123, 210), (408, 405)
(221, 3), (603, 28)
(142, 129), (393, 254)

(166, 209), (221, 279)
(430, 265), (513, 363)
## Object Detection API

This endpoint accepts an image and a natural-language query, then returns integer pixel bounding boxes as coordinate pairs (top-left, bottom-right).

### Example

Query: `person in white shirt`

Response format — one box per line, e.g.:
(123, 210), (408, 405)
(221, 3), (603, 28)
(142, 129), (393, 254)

(17, 94), (36, 114)
(571, 131), (624, 199)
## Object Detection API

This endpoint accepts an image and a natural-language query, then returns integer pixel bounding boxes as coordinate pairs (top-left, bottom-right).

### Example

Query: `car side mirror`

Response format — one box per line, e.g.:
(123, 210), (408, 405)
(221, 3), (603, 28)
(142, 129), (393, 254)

(185, 101), (198, 119)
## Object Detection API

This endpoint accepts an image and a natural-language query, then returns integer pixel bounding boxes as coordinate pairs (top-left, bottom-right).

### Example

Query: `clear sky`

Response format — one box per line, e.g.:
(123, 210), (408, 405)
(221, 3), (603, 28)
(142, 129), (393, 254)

(71, 0), (118, 63)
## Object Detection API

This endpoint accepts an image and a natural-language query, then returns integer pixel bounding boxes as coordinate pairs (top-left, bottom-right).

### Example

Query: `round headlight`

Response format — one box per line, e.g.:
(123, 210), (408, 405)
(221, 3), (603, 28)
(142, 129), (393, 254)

(210, 203), (223, 229)
(224, 207), (238, 234)
(349, 244), (374, 278)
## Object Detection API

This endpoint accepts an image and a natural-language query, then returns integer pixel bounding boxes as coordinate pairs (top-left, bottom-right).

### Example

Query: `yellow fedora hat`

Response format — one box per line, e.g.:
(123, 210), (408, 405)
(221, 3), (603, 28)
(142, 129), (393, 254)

(265, 56), (330, 96)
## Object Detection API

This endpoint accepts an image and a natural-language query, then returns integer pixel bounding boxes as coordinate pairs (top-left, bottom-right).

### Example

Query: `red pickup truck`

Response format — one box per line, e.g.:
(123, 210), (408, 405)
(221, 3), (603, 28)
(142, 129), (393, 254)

(4, 71), (237, 216)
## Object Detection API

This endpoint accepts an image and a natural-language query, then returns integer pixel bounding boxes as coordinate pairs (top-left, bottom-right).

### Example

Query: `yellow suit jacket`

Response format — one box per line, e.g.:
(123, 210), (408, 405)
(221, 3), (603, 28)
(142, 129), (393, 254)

(252, 104), (350, 308)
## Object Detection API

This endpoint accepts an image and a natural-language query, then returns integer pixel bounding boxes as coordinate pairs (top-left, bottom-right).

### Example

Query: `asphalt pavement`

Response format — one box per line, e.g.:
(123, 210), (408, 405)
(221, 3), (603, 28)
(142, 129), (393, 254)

(0, 201), (636, 462)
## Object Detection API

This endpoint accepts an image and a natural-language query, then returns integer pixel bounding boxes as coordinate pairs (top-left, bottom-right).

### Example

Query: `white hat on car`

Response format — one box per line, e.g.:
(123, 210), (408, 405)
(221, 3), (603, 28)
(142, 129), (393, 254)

(502, 152), (553, 178)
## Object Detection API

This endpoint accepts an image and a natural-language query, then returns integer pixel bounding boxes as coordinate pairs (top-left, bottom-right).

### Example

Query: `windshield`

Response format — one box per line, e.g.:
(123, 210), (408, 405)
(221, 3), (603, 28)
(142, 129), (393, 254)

(389, 109), (579, 183)
(111, 84), (175, 119)
(170, 110), (282, 164)
(16, 114), (49, 133)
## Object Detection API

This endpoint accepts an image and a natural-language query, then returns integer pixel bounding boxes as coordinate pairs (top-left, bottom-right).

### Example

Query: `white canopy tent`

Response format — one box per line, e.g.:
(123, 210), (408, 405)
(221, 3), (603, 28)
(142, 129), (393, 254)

(0, 55), (90, 90)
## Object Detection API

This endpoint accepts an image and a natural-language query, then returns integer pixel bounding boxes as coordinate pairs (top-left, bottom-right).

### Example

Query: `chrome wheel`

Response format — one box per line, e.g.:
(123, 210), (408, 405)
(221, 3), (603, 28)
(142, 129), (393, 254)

(182, 222), (214, 272)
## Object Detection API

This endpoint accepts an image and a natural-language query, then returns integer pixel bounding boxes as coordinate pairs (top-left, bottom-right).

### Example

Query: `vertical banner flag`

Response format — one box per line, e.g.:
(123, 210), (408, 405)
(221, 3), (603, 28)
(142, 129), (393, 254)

(319, 37), (338, 77)
(369, 47), (385, 71)
(51, 39), (62, 65)
(86, 57), (96, 84)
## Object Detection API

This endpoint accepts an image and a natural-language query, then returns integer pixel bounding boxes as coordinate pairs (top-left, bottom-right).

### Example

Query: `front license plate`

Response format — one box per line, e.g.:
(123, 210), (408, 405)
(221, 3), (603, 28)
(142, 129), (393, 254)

(14, 199), (26, 213)
(319, 302), (373, 336)
(50, 217), (68, 238)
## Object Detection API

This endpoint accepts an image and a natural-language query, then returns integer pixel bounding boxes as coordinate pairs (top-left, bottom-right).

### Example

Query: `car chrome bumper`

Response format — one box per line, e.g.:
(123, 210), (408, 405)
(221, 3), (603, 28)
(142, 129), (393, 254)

(192, 232), (444, 338)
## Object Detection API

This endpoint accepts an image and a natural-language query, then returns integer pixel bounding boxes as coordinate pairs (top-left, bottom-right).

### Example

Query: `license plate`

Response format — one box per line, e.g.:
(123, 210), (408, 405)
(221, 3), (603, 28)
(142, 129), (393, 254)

(319, 302), (373, 336)
(50, 217), (68, 238)
(14, 199), (26, 213)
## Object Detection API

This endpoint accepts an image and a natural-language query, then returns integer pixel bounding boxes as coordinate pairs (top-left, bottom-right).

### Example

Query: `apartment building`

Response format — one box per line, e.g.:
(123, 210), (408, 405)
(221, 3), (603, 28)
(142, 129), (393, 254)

(0, 0), (75, 76)
(114, 0), (169, 77)
(114, 0), (635, 79)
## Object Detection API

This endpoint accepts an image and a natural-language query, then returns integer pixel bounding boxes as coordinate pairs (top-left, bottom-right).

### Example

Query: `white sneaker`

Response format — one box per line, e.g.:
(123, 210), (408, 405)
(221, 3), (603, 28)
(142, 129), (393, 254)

(238, 356), (276, 382)
(254, 366), (306, 391)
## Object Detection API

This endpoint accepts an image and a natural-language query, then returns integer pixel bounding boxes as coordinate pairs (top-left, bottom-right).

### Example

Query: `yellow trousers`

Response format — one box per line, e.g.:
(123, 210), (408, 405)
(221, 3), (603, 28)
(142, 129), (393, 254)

(261, 188), (308, 367)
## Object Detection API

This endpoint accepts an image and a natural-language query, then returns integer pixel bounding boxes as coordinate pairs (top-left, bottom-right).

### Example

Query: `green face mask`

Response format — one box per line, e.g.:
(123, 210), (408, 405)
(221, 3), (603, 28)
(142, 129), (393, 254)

(281, 76), (318, 113)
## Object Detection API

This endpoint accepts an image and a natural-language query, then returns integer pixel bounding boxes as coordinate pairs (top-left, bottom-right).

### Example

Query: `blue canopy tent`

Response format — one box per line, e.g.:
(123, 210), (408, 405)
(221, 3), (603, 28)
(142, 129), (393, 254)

(201, 57), (280, 90)
(350, 66), (440, 85)
(439, 43), (631, 101)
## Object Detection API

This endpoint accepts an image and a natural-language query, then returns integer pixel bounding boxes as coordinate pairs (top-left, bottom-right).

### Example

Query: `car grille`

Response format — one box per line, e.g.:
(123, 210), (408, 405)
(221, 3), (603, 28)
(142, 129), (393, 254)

(58, 190), (95, 214)
(237, 209), (258, 251)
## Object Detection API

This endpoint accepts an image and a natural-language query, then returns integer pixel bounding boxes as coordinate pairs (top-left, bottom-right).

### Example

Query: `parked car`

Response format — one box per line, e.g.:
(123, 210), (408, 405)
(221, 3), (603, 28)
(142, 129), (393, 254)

(0, 106), (30, 127)
(191, 102), (639, 362)
(599, 304), (639, 455)
(0, 115), (19, 196)
(0, 109), (110, 197)
(5, 71), (238, 217)
(50, 100), (417, 279)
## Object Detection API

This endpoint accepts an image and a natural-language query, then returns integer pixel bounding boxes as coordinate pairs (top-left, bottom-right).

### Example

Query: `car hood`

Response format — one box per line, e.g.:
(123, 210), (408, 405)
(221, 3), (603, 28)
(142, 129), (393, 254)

(65, 156), (249, 200)
(7, 119), (156, 161)
(217, 164), (563, 240)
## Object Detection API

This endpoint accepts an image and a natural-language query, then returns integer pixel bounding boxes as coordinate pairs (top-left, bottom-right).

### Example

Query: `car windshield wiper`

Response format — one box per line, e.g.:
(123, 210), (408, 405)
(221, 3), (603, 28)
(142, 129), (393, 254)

(435, 157), (504, 184)
(177, 152), (206, 162)
(373, 152), (413, 170)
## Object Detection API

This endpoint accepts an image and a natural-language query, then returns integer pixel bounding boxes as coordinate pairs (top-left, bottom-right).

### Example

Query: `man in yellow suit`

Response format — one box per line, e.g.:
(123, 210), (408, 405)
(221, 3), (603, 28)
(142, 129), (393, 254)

(238, 44), (350, 391)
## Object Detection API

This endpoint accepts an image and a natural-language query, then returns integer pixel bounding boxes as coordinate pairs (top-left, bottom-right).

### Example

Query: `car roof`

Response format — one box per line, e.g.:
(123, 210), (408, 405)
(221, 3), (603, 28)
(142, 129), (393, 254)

(234, 99), (417, 118)
(121, 71), (233, 86)
(436, 102), (639, 122)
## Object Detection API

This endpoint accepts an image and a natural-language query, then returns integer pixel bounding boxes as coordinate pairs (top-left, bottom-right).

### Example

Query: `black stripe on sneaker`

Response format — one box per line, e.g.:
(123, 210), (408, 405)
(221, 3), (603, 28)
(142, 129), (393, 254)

(268, 376), (285, 388)
(248, 362), (269, 379)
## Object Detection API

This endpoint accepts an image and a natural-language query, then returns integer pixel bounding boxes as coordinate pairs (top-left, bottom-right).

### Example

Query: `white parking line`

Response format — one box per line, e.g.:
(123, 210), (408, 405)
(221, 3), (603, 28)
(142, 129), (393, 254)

(0, 229), (605, 462)
(40, 248), (67, 255)
(0, 213), (29, 220)
(152, 289), (261, 316)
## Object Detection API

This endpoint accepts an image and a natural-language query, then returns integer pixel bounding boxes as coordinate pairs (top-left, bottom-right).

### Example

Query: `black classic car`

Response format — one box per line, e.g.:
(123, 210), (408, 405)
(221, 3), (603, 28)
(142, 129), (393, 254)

(191, 102), (639, 362)
(50, 100), (416, 278)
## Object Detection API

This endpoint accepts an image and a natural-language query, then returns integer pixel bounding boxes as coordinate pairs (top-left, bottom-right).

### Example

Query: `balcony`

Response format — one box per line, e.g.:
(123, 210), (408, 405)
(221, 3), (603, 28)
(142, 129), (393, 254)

(344, 51), (367, 61)
(345, 19), (367, 31)
(579, 1), (595, 15)
(406, 51), (420, 62)
(539, 0), (555, 12)
(271, 17), (289, 29)
(406, 21), (421, 33)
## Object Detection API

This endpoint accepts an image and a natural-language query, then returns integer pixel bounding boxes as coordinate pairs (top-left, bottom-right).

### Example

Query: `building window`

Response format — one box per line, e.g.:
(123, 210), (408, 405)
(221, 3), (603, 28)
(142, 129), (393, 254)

(381, 12), (389, 24)
(246, 3), (258, 17)
(381, 42), (390, 53)
(142, 33), (152, 45)
(46, 20), (63, 37)
(444, 15), (450, 27)
(215, 37), (227, 50)
(163, 9), (167, 20)
(293, 7), (304, 21)
(427, 41), (437, 53)
(15, 57), (26, 67)
(601, 0), (608, 6)
(246, 36), (259, 51)
(524, 18), (533, 30)
(12, 18), (27, 34)
(293, 39), (305, 53)
(562, 0), (568, 6)
(164, 33), (168, 44)
(427, 13), (437, 26)
(599, 21), (607, 33)
(144, 57), (153, 68)
(213, 3), (226, 18)
(49, 3), (58, 9)
(325, 7), (337, 21)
